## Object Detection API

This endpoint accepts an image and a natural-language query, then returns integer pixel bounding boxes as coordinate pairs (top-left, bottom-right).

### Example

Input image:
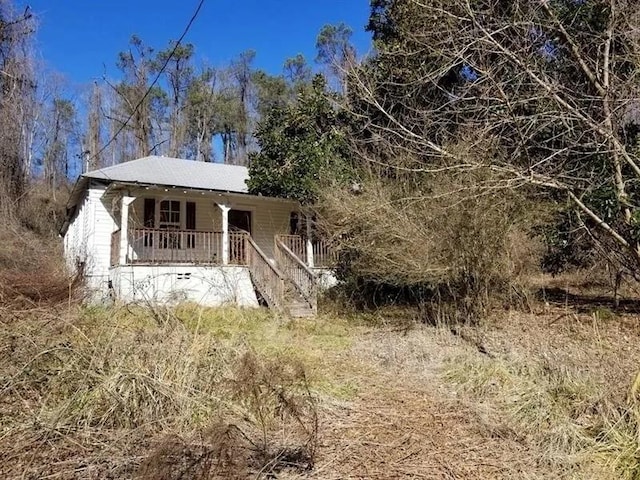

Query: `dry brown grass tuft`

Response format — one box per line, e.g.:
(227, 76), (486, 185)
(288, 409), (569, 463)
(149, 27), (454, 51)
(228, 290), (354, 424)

(0, 305), (322, 479)
(138, 352), (319, 480)
(0, 224), (80, 307)
(137, 423), (250, 480)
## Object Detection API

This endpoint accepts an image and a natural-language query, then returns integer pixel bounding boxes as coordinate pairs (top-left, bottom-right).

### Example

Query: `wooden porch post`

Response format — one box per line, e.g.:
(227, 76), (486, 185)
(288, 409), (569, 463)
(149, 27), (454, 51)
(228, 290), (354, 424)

(306, 214), (315, 268)
(218, 204), (231, 265)
(119, 195), (136, 265)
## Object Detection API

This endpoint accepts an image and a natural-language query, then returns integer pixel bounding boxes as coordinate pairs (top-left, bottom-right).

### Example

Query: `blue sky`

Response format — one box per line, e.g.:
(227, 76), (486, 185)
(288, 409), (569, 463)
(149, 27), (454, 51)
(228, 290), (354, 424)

(20, 0), (373, 86)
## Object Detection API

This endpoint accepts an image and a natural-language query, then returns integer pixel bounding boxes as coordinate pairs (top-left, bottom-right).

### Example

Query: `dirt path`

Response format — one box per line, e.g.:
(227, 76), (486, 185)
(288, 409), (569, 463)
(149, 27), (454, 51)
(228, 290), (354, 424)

(303, 328), (550, 479)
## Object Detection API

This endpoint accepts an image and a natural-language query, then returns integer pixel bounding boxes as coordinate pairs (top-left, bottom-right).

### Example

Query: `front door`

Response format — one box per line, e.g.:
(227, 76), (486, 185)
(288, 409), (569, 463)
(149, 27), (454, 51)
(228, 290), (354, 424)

(228, 209), (252, 234)
(228, 209), (252, 264)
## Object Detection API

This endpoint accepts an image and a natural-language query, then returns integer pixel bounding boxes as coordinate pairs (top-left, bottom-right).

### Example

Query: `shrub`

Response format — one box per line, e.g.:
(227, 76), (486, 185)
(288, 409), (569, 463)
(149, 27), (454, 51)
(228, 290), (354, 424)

(316, 165), (545, 322)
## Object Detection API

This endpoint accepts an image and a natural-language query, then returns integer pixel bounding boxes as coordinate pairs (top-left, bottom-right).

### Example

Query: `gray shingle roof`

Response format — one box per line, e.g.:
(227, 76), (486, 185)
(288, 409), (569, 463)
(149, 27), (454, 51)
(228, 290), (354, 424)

(84, 156), (249, 193)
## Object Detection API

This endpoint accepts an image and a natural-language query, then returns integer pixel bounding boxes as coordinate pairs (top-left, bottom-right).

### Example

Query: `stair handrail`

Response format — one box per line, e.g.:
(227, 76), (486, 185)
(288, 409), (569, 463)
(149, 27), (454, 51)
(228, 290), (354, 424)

(275, 237), (318, 311)
(246, 235), (286, 310)
(276, 234), (307, 259)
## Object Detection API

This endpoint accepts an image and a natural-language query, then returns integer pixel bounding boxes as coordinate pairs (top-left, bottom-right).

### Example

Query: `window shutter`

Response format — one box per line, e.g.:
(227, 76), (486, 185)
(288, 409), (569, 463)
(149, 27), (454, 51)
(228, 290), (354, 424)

(186, 202), (196, 230)
(186, 201), (196, 249)
(144, 198), (155, 228)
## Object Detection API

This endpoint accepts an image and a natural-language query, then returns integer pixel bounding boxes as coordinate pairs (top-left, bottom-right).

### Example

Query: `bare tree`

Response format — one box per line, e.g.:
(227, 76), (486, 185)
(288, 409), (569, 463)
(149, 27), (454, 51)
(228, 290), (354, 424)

(84, 81), (103, 171)
(229, 50), (256, 165)
(185, 66), (218, 162)
(0, 0), (36, 211)
(154, 42), (194, 158)
(42, 97), (76, 195)
(348, 0), (640, 272)
(110, 35), (163, 160)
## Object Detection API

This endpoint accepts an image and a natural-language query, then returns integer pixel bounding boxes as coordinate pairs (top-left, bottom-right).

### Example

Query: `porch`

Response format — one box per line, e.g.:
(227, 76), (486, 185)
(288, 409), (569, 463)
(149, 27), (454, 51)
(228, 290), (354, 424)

(109, 227), (336, 315)
(110, 229), (336, 268)
(107, 190), (336, 315)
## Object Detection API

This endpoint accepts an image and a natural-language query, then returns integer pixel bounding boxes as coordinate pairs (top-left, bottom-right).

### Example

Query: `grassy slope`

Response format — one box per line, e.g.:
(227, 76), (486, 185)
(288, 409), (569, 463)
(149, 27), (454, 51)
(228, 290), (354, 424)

(2, 299), (640, 479)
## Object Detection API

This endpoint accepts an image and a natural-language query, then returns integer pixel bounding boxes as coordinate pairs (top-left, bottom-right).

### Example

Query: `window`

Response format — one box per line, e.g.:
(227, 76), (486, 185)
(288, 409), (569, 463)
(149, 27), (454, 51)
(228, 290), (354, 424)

(160, 200), (180, 226)
(159, 200), (181, 249)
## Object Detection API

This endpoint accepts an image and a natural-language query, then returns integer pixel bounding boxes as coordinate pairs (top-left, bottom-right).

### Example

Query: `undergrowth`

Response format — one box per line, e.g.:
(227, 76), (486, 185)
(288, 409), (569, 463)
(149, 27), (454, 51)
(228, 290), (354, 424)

(0, 305), (335, 479)
(443, 351), (640, 479)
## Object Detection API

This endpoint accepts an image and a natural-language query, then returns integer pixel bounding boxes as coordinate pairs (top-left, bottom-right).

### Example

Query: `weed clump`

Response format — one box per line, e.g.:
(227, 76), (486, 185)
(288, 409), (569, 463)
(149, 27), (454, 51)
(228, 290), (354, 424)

(0, 306), (319, 479)
(443, 345), (640, 478)
(139, 352), (318, 479)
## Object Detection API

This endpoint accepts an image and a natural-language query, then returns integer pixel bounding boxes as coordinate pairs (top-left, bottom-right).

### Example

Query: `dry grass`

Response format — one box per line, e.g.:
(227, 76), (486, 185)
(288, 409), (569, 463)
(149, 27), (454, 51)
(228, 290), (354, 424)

(2, 275), (640, 478)
(0, 184), (80, 308)
(301, 295), (640, 480)
(0, 306), (326, 479)
(440, 305), (640, 479)
(0, 223), (80, 307)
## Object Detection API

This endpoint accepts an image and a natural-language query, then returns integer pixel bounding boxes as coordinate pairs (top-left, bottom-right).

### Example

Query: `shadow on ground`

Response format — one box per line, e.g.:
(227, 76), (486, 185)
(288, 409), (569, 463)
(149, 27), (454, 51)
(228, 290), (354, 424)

(538, 287), (640, 314)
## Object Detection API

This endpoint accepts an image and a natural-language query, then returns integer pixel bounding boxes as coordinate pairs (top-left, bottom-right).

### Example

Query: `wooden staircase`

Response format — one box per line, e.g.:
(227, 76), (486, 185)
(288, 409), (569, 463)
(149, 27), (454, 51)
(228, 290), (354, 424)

(283, 283), (316, 318)
(275, 237), (318, 317)
(287, 297), (316, 318)
(246, 235), (318, 317)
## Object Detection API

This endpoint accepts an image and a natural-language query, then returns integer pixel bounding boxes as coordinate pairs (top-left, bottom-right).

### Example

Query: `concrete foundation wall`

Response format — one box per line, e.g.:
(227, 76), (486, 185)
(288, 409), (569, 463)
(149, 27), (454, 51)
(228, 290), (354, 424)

(111, 265), (259, 307)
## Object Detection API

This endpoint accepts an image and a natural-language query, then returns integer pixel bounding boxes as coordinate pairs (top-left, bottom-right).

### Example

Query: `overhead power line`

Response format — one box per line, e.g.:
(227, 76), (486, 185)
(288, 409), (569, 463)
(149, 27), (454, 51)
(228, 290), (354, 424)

(89, 0), (205, 165)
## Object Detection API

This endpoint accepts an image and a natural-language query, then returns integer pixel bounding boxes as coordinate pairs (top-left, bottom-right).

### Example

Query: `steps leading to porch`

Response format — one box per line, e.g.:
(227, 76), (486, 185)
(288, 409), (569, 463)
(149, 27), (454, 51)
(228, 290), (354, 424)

(283, 281), (316, 318)
(246, 236), (317, 317)
(275, 238), (318, 317)
(252, 280), (315, 317)
(288, 299), (316, 318)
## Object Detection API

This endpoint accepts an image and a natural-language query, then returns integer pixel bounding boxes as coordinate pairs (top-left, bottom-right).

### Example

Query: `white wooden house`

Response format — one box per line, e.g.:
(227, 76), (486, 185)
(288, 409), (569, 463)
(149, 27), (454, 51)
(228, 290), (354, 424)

(61, 156), (336, 316)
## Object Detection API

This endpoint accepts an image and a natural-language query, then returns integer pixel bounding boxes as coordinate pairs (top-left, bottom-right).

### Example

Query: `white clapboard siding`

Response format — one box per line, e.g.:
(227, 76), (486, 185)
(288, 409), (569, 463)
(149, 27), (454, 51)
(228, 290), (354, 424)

(63, 183), (117, 291)
(234, 199), (292, 260)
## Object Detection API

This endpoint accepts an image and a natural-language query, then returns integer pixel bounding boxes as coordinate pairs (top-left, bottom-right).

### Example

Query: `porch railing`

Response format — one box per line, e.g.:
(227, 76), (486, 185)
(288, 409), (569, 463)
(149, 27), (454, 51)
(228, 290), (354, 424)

(247, 236), (285, 310)
(275, 234), (337, 268)
(126, 228), (248, 265)
(275, 238), (317, 311)
(229, 231), (249, 266)
(276, 234), (306, 260)
(312, 240), (338, 268)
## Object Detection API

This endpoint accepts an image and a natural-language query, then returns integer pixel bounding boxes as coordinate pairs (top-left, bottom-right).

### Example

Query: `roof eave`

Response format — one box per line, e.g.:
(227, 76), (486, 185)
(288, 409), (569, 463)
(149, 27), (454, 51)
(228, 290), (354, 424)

(108, 181), (298, 204)
(59, 175), (90, 236)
